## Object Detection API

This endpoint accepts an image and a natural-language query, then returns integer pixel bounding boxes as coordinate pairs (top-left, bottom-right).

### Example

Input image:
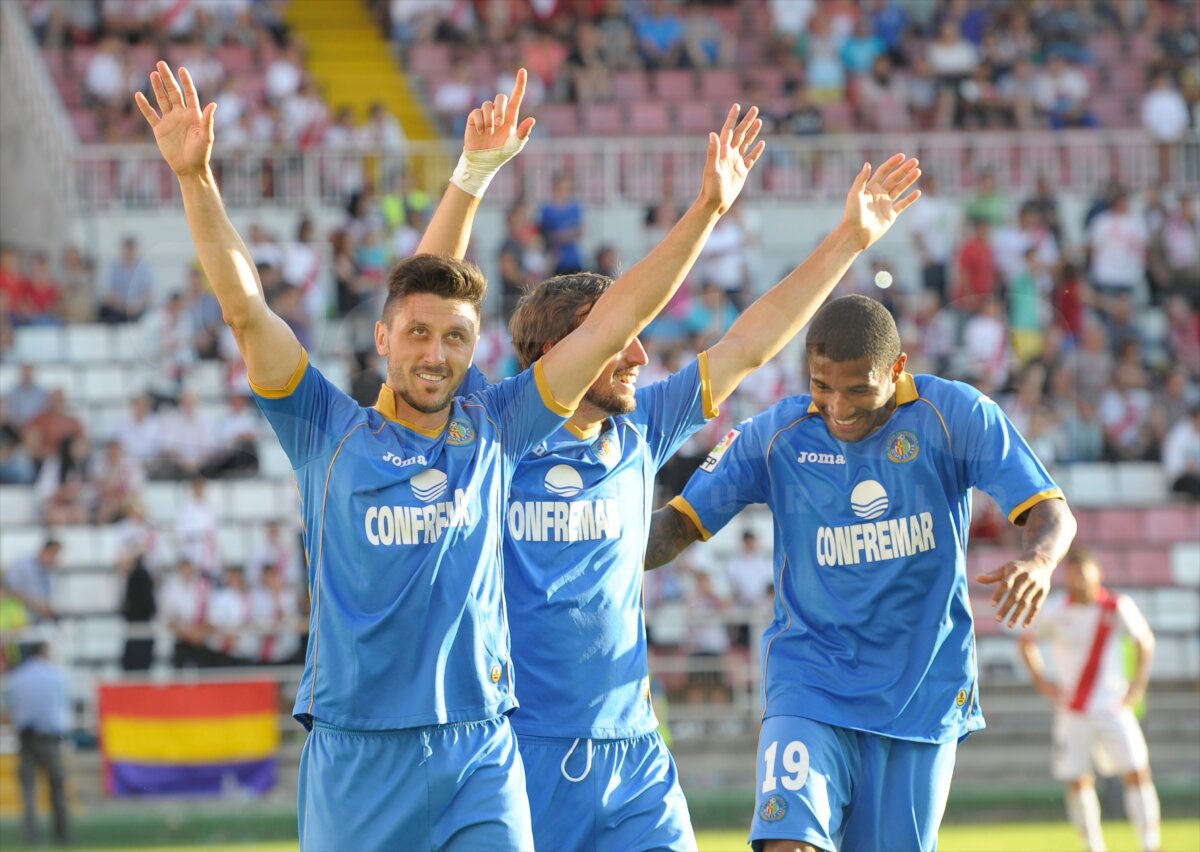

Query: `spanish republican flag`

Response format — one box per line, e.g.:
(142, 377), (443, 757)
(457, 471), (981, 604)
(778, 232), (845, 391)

(98, 681), (279, 796)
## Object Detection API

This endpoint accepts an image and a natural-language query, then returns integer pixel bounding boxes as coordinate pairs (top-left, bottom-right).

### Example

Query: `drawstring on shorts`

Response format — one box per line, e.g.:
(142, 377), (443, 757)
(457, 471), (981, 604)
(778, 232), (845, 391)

(560, 737), (594, 783)
(419, 729), (433, 765)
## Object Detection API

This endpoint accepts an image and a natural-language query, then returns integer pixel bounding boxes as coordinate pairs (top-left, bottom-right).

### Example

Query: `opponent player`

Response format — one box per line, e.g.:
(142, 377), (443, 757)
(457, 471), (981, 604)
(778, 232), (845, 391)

(135, 63), (752, 850)
(1019, 548), (1161, 852)
(420, 101), (922, 849)
(646, 294), (1078, 851)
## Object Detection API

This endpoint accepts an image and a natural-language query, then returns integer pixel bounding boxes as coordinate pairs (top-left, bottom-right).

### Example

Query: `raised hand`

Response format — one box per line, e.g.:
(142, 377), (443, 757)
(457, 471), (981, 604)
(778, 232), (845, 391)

(464, 68), (536, 156)
(134, 62), (215, 178)
(842, 153), (922, 250)
(977, 557), (1055, 629)
(698, 104), (766, 215)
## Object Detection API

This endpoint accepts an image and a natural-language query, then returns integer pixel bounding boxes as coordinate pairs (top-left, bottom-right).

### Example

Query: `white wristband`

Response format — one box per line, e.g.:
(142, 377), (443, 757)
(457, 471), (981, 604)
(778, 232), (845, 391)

(449, 130), (529, 197)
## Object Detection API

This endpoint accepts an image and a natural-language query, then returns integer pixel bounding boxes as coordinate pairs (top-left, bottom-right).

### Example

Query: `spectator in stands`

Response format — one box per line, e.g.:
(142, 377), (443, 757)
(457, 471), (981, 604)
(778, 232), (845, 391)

(8, 640), (72, 846)
(594, 243), (621, 280)
(175, 477), (220, 579)
(497, 202), (544, 321)
(1153, 366), (1197, 442)
(246, 519), (302, 590)
(203, 565), (254, 665)
(1007, 246), (1049, 366)
(1033, 55), (1095, 129)
(58, 245), (95, 324)
(634, 0), (687, 69)
(964, 168), (1009, 226)
(90, 437), (145, 524)
(2, 539), (61, 624)
(110, 392), (160, 471)
(1163, 407), (1200, 498)
(34, 433), (92, 524)
(24, 388), (83, 472)
(683, 563), (732, 707)
(98, 237), (153, 324)
(118, 547), (156, 672)
(5, 363), (49, 428)
(84, 36), (128, 107)
(1142, 70), (1190, 142)
(566, 20), (612, 103)
(266, 38), (305, 103)
(802, 15), (848, 103)
(928, 18), (979, 126)
(962, 295), (1011, 394)
(1087, 190), (1149, 304)
(363, 101), (407, 153)
(281, 217), (325, 320)
(955, 215), (998, 313)
(14, 253), (62, 326)
(682, 1), (735, 69)
(1019, 549), (1162, 852)
(182, 264), (223, 359)
(723, 529), (773, 649)
(697, 199), (753, 309)
(1024, 173), (1064, 245)
(594, 0), (641, 70)
(331, 228), (371, 318)
(1157, 201), (1200, 307)
(1100, 361), (1157, 461)
(539, 171), (585, 275)
(432, 64), (476, 136)
(0, 398), (35, 485)
(199, 392), (260, 479)
(1031, 0), (1090, 63)
(282, 78), (329, 147)
(143, 291), (198, 406)
(778, 82), (826, 135)
(157, 389), (215, 480)
(1164, 295), (1200, 376)
(857, 54), (914, 132)
(159, 557), (211, 668)
(906, 175), (954, 301)
(254, 563), (304, 665)
(0, 584), (29, 671)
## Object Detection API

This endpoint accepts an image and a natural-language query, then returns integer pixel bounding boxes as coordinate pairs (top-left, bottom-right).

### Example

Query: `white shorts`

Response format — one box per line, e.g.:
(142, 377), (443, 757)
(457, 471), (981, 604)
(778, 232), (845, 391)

(1052, 707), (1149, 781)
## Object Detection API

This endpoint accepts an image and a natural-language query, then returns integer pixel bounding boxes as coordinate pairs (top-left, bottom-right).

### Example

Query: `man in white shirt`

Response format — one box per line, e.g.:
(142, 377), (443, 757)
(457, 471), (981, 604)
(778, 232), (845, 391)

(1087, 191), (1149, 301)
(1019, 549), (1161, 852)
(1141, 72), (1190, 143)
(906, 175), (956, 300)
(158, 557), (211, 667)
(1162, 407), (1200, 498)
(159, 390), (215, 478)
(174, 477), (219, 579)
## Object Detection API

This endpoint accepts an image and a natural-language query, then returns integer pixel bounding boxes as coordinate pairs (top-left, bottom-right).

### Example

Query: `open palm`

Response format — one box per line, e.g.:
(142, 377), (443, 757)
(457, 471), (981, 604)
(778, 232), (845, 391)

(843, 154), (922, 249)
(699, 105), (766, 214)
(134, 62), (216, 178)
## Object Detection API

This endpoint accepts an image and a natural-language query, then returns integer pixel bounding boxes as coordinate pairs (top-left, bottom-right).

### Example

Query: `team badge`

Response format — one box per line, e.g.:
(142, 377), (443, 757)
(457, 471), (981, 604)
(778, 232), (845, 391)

(956, 689), (968, 707)
(886, 430), (919, 463)
(490, 664), (502, 684)
(446, 417), (475, 446)
(700, 429), (740, 473)
(759, 795), (787, 822)
(594, 431), (619, 465)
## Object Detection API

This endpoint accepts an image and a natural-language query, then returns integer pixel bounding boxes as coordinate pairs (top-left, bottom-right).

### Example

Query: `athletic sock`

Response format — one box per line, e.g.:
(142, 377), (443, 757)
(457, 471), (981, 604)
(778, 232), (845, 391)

(1066, 785), (1107, 852)
(1124, 781), (1161, 851)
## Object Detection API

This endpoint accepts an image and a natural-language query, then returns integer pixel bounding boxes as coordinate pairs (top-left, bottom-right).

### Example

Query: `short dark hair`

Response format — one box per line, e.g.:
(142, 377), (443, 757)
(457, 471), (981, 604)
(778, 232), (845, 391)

(805, 295), (901, 368)
(509, 272), (612, 370)
(382, 254), (487, 326)
(1066, 546), (1099, 568)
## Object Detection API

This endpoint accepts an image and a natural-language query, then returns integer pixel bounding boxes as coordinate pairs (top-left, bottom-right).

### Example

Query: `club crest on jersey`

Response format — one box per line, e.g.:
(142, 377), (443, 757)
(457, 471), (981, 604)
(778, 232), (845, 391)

(594, 430), (619, 464)
(886, 430), (920, 464)
(700, 429), (740, 473)
(411, 468), (449, 503)
(446, 417), (475, 446)
(760, 795), (787, 822)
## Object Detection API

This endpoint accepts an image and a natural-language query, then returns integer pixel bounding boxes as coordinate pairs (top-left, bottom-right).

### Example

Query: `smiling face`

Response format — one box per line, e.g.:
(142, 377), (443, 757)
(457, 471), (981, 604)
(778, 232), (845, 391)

(809, 353), (906, 443)
(580, 336), (649, 418)
(375, 292), (478, 422)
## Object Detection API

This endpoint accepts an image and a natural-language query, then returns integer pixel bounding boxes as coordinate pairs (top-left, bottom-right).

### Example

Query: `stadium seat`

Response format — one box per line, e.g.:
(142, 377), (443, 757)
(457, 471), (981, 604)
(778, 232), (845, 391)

(1170, 542), (1200, 587)
(534, 103), (579, 137)
(1114, 464), (1168, 506)
(216, 44), (255, 76)
(0, 362), (17, 395)
(744, 67), (785, 99)
(699, 70), (740, 104)
(79, 365), (128, 404)
(407, 43), (451, 79)
(654, 69), (697, 101)
(1145, 506), (1200, 543)
(1064, 463), (1117, 507)
(676, 102), (718, 134)
(1154, 588), (1199, 632)
(13, 325), (65, 363)
(1093, 507), (1145, 544)
(35, 364), (74, 393)
(581, 103), (625, 137)
(611, 69), (650, 101)
(189, 360), (225, 401)
(64, 324), (113, 363)
(143, 482), (183, 524)
(58, 572), (121, 615)
(1088, 34), (1123, 66)
(0, 486), (37, 525)
(69, 108), (100, 144)
(631, 101), (671, 135)
(1124, 547), (1175, 586)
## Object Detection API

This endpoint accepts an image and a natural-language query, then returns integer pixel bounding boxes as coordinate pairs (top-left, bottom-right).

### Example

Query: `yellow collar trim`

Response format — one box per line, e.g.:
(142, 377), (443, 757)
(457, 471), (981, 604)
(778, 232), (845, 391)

(564, 420), (604, 440)
(373, 384), (447, 438)
(807, 371), (919, 413)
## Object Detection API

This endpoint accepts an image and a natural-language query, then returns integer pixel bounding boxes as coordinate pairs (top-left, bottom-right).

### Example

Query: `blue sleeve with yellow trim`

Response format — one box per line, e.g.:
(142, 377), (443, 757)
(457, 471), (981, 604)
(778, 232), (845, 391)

(631, 354), (718, 470)
(469, 360), (573, 466)
(672, 414), (770, 541)
(948, 381), (1062, 524)
(250, 351), (363, 469)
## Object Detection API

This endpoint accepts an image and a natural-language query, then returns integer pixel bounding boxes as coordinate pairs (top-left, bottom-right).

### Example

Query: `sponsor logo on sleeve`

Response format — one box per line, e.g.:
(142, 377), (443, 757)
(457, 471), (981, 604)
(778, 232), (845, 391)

(700, 429), (741, 473)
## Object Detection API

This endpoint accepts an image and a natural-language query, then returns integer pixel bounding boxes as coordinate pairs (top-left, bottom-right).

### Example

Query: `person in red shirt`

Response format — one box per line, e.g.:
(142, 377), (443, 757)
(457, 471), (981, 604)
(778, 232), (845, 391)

(0, 247), (29, 321)
(19, 254), (62, 326)
(955, 216), (997, 313)
(1053, 260), (1088, 343)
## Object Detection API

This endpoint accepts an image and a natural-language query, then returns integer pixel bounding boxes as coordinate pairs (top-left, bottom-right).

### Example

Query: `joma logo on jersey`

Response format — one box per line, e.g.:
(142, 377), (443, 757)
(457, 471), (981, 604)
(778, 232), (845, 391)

(381, 451), (427, 469)
(797, 451), (845, 465)
(815, 480), (937, 566)
(507, 464), (621, 542)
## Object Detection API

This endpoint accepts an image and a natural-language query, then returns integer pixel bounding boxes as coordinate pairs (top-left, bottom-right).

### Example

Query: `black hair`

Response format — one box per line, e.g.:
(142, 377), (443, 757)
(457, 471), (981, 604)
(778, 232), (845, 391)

(805, 295), (902, 369)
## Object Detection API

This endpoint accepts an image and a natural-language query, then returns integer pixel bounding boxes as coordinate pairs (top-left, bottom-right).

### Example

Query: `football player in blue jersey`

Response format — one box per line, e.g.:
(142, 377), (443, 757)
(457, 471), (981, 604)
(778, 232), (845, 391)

(646, 294), (1078, 851)
(136, 63), (761, 850)
(420, 98), (925, 850)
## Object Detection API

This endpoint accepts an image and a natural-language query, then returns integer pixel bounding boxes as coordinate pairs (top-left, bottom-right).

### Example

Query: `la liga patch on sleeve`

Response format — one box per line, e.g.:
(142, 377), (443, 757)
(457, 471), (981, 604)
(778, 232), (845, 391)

(699, 428), (740, 472)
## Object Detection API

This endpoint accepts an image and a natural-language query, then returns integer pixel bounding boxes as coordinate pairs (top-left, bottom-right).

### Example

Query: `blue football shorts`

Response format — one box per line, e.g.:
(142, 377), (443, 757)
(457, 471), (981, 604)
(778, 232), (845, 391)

(298, 714), (533, 851)
(517, 729), (697, 851)
(750, 715), (957, 852)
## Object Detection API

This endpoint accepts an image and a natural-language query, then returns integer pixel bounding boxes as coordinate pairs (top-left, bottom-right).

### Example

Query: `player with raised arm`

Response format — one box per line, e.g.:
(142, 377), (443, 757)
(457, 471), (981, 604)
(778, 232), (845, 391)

(419, 91), (922, 846)
(134, 62), (737, 850)
(1018, 548), (1161, 852)
(645, 295), (1078, 852)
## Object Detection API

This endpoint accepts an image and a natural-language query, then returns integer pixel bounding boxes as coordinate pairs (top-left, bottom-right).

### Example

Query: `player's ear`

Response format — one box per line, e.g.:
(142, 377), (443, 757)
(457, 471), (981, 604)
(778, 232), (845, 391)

(892, 353), (908, 381)
(374, 320), (389, 357)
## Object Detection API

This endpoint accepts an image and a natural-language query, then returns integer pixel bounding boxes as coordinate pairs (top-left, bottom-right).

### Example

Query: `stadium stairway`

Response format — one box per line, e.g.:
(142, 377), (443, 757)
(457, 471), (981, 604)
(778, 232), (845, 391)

(284, 0), (436, 141)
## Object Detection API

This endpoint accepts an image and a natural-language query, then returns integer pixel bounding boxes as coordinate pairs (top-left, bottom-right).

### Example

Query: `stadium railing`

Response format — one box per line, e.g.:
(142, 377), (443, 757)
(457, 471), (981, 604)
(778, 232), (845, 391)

(70, 130), (1200, 211)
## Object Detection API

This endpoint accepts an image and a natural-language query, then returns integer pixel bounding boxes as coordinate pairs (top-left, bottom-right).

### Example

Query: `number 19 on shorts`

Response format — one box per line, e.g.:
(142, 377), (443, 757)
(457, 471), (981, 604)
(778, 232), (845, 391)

(762, 740), (810, 793)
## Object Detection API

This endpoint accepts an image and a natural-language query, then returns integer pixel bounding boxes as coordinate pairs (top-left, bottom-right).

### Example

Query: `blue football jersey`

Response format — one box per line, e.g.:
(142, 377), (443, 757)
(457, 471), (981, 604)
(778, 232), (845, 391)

(505, 355), (716, 738)
(674, 373), (1063, 743)
(251, 351), (571, 731)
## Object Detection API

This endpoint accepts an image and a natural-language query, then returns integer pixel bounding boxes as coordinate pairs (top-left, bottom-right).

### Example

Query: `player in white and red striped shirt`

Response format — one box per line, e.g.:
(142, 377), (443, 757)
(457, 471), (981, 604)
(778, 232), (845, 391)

(1019, 548), (1161, 852)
